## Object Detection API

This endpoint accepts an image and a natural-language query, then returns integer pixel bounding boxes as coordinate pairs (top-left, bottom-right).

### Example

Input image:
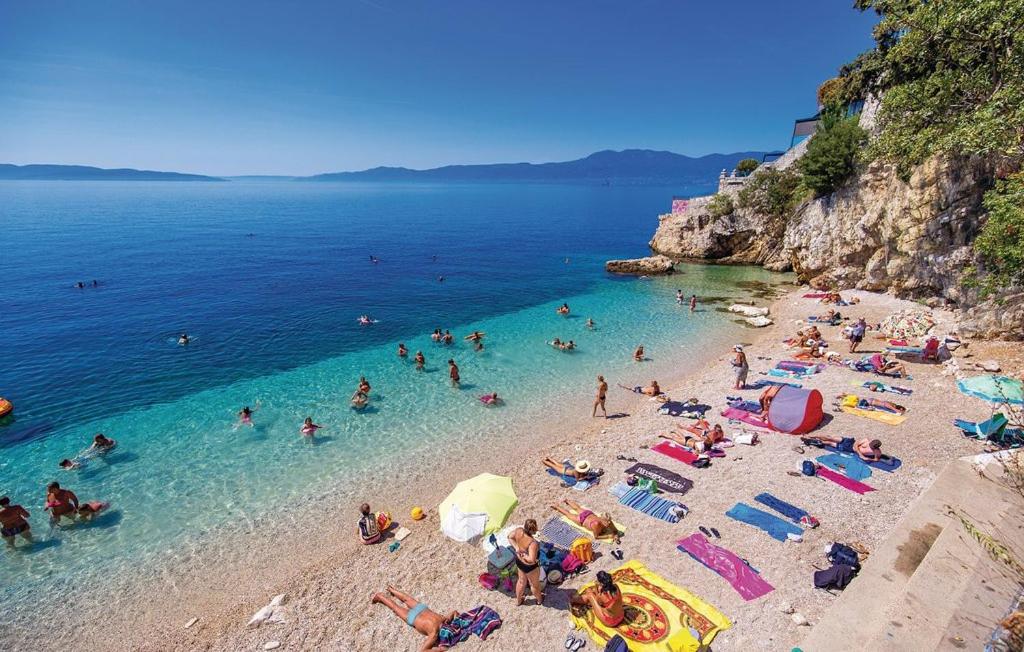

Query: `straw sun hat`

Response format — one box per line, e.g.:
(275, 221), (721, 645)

(574, 460), (592, 474)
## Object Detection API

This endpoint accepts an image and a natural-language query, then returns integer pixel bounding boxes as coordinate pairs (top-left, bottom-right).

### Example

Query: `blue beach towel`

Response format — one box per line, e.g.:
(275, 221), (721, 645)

(726, 503), (803, 542)
(819, 445), (903, 472)
(727, 399), (762, 413)
(607, 481), (631, 499)
(619, 487), (687, 523)
(546, 467), (578, 486)
(748, 379), (802, 389)
(816, 453), (873, 481)
(753, 492), (808, 524)
(538, 517), (599, 549)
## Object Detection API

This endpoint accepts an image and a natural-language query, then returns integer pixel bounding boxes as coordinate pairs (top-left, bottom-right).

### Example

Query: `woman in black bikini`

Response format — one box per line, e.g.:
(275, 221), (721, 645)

(509, 519), (544, 606)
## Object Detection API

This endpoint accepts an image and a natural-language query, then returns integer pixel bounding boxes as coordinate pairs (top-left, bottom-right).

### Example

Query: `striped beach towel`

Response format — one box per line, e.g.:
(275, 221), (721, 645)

(619, 487), (688, 523)
(539, 517), (598, 549)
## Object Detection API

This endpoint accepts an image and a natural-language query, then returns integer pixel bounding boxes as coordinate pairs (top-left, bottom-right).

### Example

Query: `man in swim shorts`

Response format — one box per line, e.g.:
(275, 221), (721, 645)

(371, 586), (457, 651)
(806, 435), (885, 462)
(0, 496), (33, 547)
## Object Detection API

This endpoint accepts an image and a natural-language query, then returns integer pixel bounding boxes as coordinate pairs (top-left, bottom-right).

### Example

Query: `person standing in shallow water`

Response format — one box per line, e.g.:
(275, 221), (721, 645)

(592, 375), (608, 418)
(448, 359), (460, 387)
(690, 294), (697, 312)
(414, 351), (425, 371)
(0, 496), (33, 547)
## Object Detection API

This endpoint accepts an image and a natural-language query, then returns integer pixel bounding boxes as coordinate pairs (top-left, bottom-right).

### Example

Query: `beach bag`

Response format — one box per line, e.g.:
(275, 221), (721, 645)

(636, 478), (658, 493)
(827, 543), (861, 570)
(813, 563), (857, 590)
(358, 515), (381, 543)
(478, 573), (498, 590)
(561, 552), (584, 573)
(735, 432), (757, 445)
(802, 460), (816, 476)
(570, 538), (594, 564)
(604, 634), (630, 652)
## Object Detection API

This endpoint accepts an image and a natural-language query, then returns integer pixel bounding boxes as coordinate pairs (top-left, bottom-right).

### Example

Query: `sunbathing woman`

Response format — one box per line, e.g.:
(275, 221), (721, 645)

(662, 423), (724, 452)
(541, 458), (601, 481)
(550, 499), (620, 542)
(371, 586), (457, 652)
(870, 353), (909, 378)
(570, 570), (624, 628)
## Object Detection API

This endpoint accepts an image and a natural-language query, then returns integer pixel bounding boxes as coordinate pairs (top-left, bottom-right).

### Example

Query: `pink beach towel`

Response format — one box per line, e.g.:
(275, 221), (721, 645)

(677, 533), (774, 601)
(815, 465), (875, 494)
(721, 407), (772, 430)
(652, 440), (699, 465)
(802, 293), (828, 298)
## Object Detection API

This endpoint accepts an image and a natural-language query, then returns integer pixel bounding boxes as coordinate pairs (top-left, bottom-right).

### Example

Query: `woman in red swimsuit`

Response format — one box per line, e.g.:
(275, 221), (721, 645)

(572, 571), (624, 627)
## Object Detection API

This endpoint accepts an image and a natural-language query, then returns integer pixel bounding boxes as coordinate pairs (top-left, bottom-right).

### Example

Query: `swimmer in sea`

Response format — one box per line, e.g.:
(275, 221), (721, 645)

(358, 376), (372, 395)
(76, 282), (85, 289)
(76, 501), (108, 522)
(438, 276), (445, 282)
(465, 331), (484, 351)
(414, 351), (426, 371)
(551, 338), (563, 349)
(633, 345), (645, 362)
(300, 417), (322, 437)
(565, 340), (577, 351)
(178, 333), (190, 345)
(443, 330), (454, 345)
(89, 433), (116, 455)
(398, 343), (408, 358)
(481, 392), (500, 406)
(0, 496), (33, 547)
(45, 482), (79, 525)
(59, 459), (82, 470)
(448, 359), (460, 387)
(431, 329), (442, 342)
(351, 390), (369, 410)
(556, 303), (570, 316)
(370, 255), (379, 264)
(238, 406), (256, 428)
(690, 294), (697, 312)
(586, 317), (595, 330)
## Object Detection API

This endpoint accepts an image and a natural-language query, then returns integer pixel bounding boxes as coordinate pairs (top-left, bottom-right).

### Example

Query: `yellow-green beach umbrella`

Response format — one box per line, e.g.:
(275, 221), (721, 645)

(439, 473), (518, 539)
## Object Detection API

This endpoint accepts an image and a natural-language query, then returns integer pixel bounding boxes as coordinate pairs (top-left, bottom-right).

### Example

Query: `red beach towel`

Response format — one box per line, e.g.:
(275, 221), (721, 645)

(721, 407), (772, 430)
(652, 440), (699, 465)
(815, 465), (875, 494)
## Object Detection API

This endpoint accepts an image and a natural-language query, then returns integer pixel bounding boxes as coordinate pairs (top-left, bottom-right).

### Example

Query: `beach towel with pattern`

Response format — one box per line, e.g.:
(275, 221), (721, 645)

(725, 503), (803, 542)
(815, 453), (872, 481)
(624, 462), (693, 495)
(753, 493), (808, 524)
(815, 465), (876, 494)
(676, 533), (774, 601)
(539, 517), (599, 549)
(438, 605), (502, 648)
(619, 487), (688, 523)
(840, 405), (907, 425)
(570, 560), (731, 652)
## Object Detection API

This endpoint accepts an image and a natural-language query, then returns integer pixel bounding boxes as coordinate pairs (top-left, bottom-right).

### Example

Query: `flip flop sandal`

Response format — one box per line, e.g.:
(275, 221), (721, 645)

(699, 526), (712, 538)
(710, 527), (721, 538)
(792, 445), (805, 454)
(572, 638), (586, 651)
(565, 633), (576, 649)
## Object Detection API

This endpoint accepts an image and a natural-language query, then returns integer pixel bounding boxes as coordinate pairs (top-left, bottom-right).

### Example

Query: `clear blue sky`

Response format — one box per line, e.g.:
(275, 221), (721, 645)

(0, 1), (877, 176)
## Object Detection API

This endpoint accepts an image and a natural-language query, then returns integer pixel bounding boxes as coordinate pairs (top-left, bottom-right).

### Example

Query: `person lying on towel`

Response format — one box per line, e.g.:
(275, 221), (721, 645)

(840, 394), (905, 414)
(542, 458), (603, 481)
(662, 422), (724, 452)
(806, 435), (887, 463)
(371, 586), (458, 651)
(869, 353), (909, 378)
(550, 499), (621, 543)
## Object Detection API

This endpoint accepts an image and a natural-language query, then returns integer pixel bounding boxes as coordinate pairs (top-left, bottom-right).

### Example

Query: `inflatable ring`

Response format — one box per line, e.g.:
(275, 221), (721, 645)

(0, 398), (12, 419)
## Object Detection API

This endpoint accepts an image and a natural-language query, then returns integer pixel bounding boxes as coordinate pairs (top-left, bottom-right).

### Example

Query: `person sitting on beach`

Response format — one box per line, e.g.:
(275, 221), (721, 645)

(633, 345), (645, 362)
(586, 317), (595, 330)
(0, 496), (33, 547)
(806, 325), (822, 340)
(76, 501), (108, 522)
(358, 503), (382, 544)
(398, 343), (408, 358)
(550, 499), (620, 543)
(178, 333), (190, 345)
(448, 359), (460, 387)
(480, 392), (501, 406)
(640, 380), (661, 396)
(351, 390), (369, 410)
(869, 353), (909, 378)
(806, 435), (886, 463)
(570, 570), (624, 628)
(238, 406), (256, 428)
(508, 519), (544, 606)
(89, 433), (116, 455)
(370, 586), (457, 651)
(414, 351), (426, 371)
(443, 330), (454, 345)
(300, 417), (321, 437)
(45, 482), (79, 525)
(358, 376), (372, 395)
(541, 458), (601, 481)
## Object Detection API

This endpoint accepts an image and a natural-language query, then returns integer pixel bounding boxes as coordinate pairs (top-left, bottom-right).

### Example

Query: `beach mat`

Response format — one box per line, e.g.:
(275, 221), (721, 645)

(657, 401), (710, 417)
(753, 492), (808, 524)
(652, 440), (701, 466)
(748, 379), (802, 390)
(815, 465), (876, 494)
(721, 407), (772, 430)
(619, 487), (687, 523)
(677, 533), (774, 601)
(816, 453), (872, 481)
(556, 509), (627, 542)
(854, 380), (913, 396)
(570, 560), (731, 651)
(840, 405), (907, 425)
(821, 446), (901, 471)
(539, 517), (591, 549)
(725, 503), (803, 542)
(625, 462), (693, 495)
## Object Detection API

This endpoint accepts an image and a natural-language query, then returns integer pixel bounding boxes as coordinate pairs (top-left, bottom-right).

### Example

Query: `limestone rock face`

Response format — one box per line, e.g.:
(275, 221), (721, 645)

(958, 292), (1024, 341)
(604, 255), (675, 275)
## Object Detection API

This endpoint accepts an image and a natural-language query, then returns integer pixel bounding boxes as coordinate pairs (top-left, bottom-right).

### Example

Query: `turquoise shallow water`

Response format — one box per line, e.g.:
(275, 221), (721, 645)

(0, 180), (786, 632)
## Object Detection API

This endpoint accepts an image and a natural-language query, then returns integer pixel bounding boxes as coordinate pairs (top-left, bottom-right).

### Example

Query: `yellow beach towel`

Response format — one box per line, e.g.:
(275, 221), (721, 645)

(559, 514), (628, 541)
(570, 560), (731, 652)
(840, 405), (907, 425)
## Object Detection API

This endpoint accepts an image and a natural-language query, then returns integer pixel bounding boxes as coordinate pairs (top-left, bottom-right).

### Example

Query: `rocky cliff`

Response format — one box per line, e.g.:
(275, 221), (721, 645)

(645, 154), (1022, 339)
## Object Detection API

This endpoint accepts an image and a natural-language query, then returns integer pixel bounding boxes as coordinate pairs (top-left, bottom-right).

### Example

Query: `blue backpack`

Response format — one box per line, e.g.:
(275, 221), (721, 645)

(802, 460), (816, 476)
(827, 542), (861, 570)
(605, 634), (630, 652)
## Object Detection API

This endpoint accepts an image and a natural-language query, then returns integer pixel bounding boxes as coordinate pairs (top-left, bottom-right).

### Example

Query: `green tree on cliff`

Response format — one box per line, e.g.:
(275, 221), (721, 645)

(973, 173), (1024, 295)
(797, 110), (867, 196)
(735, 158), (759, 176)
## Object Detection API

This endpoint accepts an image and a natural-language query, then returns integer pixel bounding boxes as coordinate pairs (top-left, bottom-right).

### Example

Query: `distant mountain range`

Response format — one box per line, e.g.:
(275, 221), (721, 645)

(300, 149), (767, 184)
(0, 164), (223, 181)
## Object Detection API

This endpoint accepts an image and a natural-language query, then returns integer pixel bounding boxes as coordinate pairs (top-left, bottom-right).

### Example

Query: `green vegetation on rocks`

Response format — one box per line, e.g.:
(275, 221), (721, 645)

(707, 193), (734, 218)
(797, 111), (867, 196)
(736, 168), (803, 218)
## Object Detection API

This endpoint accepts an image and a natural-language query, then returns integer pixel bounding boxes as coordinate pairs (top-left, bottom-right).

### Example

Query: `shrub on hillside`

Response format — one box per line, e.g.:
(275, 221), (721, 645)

(736, 159), (759, 176)
(706, 193), (734, 218)
(797, 114), (867, 196)
(972, 172), (1024, 295)
(736, 168), (803, 218)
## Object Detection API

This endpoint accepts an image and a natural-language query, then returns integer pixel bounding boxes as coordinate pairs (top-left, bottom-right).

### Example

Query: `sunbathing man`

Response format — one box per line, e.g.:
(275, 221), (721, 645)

(640, 380), (661, 396)
(541, 458), (601, 481)
(550, 499), (620, 543)
(371, 586), (457, 652)
(805, 435), (886, 463)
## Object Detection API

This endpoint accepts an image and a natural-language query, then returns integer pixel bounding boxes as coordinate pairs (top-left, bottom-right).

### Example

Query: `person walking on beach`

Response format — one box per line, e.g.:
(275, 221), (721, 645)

(414, 351), (426, 371)
(0, 496), (33, 547)
(44, 482), (79, 525)
(592, 375), (608, 418)
(731, 345), (749, 390)
(690, 294), (697, 312)
(849, 318), (866, 353)
(448, 359), (460, 387)
(509, 519), (544, 606)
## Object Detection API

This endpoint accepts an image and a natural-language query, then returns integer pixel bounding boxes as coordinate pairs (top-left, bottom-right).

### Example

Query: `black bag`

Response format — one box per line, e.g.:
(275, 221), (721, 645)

(814, 563), (857, 590)
(826, 542), (861, 570)
(605, 634), (630, 652)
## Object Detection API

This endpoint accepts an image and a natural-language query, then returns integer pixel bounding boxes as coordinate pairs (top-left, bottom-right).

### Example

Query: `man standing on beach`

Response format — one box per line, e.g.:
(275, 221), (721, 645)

(849, 318), (866, 353)
(593, 375), (608, 418)
(448, 359), (460, 387)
